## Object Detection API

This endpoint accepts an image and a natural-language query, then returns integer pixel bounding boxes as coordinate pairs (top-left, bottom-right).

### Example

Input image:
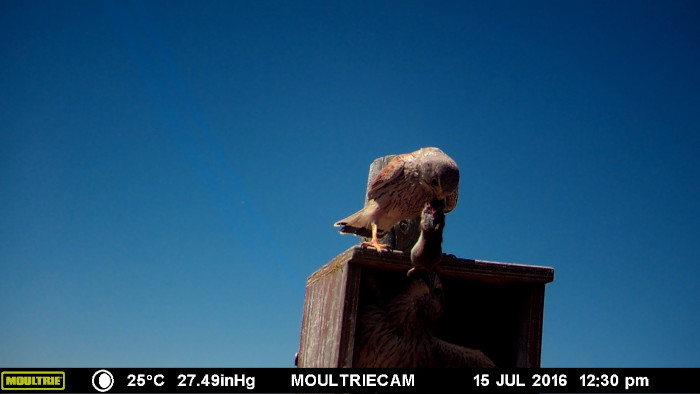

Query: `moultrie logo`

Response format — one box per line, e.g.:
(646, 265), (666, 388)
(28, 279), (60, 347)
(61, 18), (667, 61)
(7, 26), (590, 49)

(1, 371), (65, 390)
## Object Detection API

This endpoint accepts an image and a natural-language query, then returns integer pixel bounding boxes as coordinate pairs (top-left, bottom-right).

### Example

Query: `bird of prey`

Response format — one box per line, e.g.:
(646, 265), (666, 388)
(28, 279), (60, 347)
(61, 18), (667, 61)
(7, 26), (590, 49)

(353, 271), (444, 367)
(353, 271), (496, 368)
(409, 198), (446, 276)
(335, 147), (459, 252)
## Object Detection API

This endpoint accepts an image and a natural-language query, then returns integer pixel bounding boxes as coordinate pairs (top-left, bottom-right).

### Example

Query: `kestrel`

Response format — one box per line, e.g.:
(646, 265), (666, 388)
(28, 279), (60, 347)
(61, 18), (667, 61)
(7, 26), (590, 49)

(335, 147), (459, 252)
(353, 271), (444, 367)
(409, 198), (446, 276)
(353, 271), (496, 368)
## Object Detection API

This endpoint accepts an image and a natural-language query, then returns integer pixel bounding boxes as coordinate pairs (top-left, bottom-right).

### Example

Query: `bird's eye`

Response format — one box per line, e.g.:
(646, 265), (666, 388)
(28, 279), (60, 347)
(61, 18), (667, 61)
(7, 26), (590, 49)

(431, 178), (439, 187)
(433, 286), (443, 296)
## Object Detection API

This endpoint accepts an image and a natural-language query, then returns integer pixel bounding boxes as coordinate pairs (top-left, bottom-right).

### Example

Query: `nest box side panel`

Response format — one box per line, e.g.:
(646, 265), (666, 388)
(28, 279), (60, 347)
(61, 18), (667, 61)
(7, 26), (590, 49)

(297, 250), (361, 367)
(514, 283), (547, 367)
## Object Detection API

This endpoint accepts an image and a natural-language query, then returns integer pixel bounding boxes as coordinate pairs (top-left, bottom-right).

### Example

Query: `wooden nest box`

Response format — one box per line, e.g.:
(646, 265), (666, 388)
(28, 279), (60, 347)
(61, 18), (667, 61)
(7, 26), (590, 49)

(297, 154), (554, 367)
(297, 246), (554, 368)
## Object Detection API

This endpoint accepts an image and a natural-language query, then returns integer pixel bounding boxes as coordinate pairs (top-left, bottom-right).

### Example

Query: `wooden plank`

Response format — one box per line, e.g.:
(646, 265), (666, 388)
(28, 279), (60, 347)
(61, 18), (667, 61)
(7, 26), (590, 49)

(516, 283), (547, 368)
(336, 263), (361, 367)
(339, 246), (554, 284)
(298, 251), (351, 367)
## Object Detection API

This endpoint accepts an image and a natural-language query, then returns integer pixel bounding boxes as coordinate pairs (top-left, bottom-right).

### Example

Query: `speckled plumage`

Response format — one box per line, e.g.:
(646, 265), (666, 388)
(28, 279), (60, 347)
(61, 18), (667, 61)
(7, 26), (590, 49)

(353, 272), (496, 368)
(335, 147), (459, 251)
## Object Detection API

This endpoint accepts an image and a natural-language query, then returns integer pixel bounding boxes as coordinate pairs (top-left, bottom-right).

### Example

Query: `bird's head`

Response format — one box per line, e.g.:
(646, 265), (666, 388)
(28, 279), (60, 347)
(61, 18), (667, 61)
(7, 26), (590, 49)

(417, 151), (460, 200)
(405, 270), (444, 324)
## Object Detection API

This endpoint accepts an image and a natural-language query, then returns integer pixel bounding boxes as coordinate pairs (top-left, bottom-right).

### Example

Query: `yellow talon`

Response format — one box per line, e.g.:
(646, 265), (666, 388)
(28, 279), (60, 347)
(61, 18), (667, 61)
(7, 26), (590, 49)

(361, 223), (390, 252)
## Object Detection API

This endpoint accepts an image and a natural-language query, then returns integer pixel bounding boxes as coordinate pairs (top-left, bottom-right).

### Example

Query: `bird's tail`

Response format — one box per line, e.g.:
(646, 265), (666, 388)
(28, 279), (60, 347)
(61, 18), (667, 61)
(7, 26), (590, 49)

(334, 209), (374, 238)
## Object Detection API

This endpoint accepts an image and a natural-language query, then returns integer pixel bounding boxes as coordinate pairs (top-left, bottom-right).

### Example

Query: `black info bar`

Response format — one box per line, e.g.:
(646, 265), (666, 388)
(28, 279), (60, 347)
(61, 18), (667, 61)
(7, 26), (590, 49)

(1, 368), (698, 393)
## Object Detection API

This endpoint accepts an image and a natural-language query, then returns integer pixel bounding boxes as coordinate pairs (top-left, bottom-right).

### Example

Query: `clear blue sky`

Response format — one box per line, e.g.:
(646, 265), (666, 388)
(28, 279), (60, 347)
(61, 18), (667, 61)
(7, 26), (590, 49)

(2, 0), (699, 367)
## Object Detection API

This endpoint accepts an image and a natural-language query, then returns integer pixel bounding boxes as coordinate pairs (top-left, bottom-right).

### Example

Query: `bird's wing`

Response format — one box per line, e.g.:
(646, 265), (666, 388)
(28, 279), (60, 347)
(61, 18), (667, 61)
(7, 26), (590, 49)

(432, 338), (497, 367)
(367, 154), (407, 200)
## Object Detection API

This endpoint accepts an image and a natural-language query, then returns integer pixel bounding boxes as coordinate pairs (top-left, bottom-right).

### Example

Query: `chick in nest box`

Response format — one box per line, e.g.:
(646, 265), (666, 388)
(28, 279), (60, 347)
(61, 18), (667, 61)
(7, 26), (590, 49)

(353, 271), (496, 368)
